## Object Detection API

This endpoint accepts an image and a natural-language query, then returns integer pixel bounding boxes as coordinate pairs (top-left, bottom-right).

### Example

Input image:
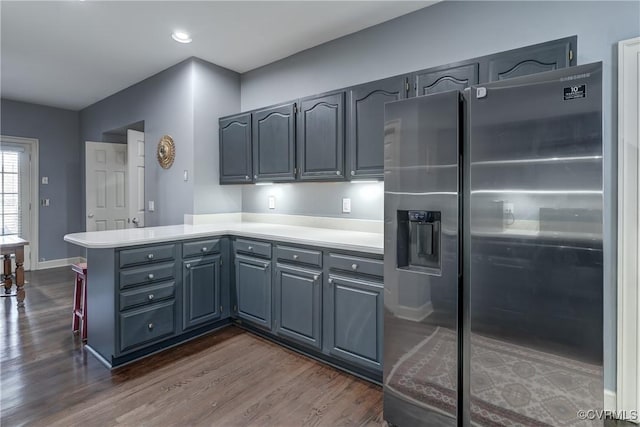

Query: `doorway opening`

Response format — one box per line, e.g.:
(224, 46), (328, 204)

(0, 135), (39, 271)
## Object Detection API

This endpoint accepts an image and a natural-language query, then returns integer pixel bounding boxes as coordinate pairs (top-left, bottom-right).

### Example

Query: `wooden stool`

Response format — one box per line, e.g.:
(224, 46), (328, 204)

(71, 262), (88, 342)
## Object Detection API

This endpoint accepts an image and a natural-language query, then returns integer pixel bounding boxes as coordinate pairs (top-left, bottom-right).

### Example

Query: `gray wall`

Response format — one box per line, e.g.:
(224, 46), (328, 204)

(81, 59), (195, 227)
(240, 1), (640, 390)
(0, 99), (83, 260)
(192, 58), (242, 214)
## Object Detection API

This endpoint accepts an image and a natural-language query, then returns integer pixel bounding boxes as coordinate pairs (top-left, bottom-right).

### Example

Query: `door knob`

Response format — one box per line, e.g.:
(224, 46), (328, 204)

(132, 218), (139, 226)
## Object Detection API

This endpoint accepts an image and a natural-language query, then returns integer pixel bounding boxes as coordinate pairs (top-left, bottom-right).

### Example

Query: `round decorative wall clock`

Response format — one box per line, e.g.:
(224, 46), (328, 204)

(157, 135), (176, 169)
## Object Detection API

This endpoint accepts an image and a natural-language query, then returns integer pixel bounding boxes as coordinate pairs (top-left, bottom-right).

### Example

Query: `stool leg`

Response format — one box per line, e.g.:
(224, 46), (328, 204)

(72, 274), (80, 333)
(81, 274), (87, 342)
(3, 254), (12, 294)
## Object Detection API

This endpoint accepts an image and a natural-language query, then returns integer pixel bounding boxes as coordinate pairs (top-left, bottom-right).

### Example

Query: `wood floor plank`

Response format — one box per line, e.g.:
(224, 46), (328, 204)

(1, 267), (383, 426)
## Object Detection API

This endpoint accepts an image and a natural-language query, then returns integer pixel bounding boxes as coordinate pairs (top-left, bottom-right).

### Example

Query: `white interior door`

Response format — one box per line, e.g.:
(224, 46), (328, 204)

(617, 36), (640, 422)
(127, 130), (145, 228)
(85, 141), (128, 231)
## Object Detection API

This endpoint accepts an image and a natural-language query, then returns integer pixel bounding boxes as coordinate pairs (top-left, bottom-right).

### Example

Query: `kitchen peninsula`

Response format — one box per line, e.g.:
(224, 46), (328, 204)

(64, 220), (384, 382)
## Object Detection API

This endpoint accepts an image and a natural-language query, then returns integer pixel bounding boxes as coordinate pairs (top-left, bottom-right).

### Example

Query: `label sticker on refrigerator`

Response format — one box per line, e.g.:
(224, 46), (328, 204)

(476, 87), (487, 98)
(563, 84), (586, 100)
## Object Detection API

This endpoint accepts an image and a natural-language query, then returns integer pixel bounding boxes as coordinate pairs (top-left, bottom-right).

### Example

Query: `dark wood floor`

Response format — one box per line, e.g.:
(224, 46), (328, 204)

(1, 267), (382, 426)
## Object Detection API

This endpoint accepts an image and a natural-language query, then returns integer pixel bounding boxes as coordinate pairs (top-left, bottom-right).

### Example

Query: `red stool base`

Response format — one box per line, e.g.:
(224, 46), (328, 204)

(71, 262), (87, 342)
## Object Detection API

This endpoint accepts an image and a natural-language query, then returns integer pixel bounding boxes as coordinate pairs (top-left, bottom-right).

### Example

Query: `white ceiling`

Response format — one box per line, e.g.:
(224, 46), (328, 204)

(1, 1), (434, 110)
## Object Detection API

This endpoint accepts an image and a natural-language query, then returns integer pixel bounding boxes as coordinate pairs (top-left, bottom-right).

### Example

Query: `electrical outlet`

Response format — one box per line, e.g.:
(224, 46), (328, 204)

(148, 200), (155, 212)
(342, 198), (351, 213)
(268, 195), (276, 210)
(41, 176), (49, 184)
(41, 198), (50, 207)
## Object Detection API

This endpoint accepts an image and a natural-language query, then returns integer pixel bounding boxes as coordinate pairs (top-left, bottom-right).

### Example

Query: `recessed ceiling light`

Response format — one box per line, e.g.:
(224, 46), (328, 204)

(171, 31), (192, 44)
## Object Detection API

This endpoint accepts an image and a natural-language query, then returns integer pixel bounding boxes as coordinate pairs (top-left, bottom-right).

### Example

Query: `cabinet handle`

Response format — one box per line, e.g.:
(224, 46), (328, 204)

(292, 254), (299, 260)
(148, 273), (154, 280)
(186, 263), (191, 269)
(147, 253), (154, 260)
(148, 323), (154, 330)
(201, 247), (208, 252)
(148, 294), (154, 301)
(351, 263), (358, 270)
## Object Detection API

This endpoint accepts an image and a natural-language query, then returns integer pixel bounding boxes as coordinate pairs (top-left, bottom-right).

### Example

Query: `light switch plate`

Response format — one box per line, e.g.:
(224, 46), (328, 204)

(342, 198), (351, 213)
(268, 196), (276, 210)
(41, 176), (49, 185)
(183, 170), (189, 181)
(148, 200), (155, 212)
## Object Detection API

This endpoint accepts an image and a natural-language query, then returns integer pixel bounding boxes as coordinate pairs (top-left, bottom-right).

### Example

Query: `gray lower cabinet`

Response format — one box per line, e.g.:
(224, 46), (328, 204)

(325, 274), (383, 372)
(219, 113), (252, 184)
(274, 263), (322, 349)
(415, 62), (479, 96)
(347, 76), (408, 179)
(120, 300), (176, 353)
(235, 254), (272, 329)
(297, 92), (345, 181)
(182, 255), (221, 330)
(253, 102), (296, 182)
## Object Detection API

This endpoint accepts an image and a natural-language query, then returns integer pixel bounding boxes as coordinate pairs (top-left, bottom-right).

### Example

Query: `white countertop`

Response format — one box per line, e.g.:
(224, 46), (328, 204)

(64, 222), (384, 255)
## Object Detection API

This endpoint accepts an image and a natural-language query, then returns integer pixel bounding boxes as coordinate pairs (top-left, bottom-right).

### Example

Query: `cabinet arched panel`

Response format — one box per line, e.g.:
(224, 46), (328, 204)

(219, 113), (252, 184)
(252, 103), (296, 181)
(297, 92), (345, 180)
(416, 63), (479, 96)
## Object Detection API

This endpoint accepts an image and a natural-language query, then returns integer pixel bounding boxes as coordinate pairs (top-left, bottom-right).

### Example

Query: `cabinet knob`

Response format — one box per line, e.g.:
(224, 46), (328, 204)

(147, 253), (154, 260)
(351, 263), (358, 270)
(292, 254), (299, 260)
(245, 175), (249, 180)
(148, 273), (155, 280)
(350, 171), (355, 176)
(148, 323), (154, 330)
(254, 175), (258, 179)
(148, 294), (154, 301)
(328, 278), (333, 285)
(313, 275), (319, 281)
(201, 247), (207, 252)
(248, 246), (253, 251)
(186, 263), (191, 269)
(336, 171), (340, 175)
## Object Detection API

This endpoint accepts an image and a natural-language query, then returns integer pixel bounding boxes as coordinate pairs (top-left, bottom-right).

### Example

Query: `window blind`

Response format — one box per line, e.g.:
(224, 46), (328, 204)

(1, 147), (23, 237)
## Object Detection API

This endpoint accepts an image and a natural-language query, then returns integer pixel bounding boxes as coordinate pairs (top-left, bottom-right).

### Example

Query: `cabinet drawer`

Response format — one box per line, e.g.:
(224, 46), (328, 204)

(183, 239), (221, 259)
(119, 244), (175, 268)
(328, 253), (383, 278)
(276, 245), (322, 267)
(235, 239), (271, 259)
(119, 262), (175, 289)
(119, 281), (175, 311)
(119, 300), (175, 353)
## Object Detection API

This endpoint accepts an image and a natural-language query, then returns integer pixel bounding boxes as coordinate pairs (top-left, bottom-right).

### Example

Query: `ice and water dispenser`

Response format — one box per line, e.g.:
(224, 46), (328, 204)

(397, 210), (441, 272)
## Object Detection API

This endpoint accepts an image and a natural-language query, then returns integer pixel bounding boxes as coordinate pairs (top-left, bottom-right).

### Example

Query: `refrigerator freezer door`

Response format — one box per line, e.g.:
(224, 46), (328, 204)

(383, 91), (460, 427)
(467, 62), (603, 426)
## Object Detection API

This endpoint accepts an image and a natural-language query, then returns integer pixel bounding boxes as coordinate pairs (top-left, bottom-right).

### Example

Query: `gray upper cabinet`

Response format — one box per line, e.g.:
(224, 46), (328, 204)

(415, 63), (479, 96)
(347, 76), (408, 179)
(235, 254), (272, 329)
(274, 264), (322, 349)
(219, 113), (252, 184)
(297, 92), (345, 181)
(487, 36), (576, 82)
(252, 102), (296, 182)
(182, 255), (221, 330)
(325, 274), (383, 372)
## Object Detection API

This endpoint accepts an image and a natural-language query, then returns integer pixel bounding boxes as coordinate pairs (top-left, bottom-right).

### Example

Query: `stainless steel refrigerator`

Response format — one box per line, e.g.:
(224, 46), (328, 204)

(383, 62), (603, 427)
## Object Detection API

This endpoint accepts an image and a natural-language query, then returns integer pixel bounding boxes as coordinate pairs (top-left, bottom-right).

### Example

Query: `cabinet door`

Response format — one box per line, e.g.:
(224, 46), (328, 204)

(415, 63), (479, 96)
(235, 254), (272, 329)
(183, 255), (221, 330)
(297, 92), (345, 181)
(487, 37), (575, 82)
(219, 113), (252, 184)
(274, 264), (322, 349)
(252, 103), (296, 182)
(325, 275), (383, 371)
(347, 76), (408, 179)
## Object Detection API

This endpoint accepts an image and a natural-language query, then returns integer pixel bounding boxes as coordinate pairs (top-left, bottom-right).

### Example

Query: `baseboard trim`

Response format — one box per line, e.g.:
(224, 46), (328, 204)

(605, 389), (616, 412)
(37, 256), (86, 270)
